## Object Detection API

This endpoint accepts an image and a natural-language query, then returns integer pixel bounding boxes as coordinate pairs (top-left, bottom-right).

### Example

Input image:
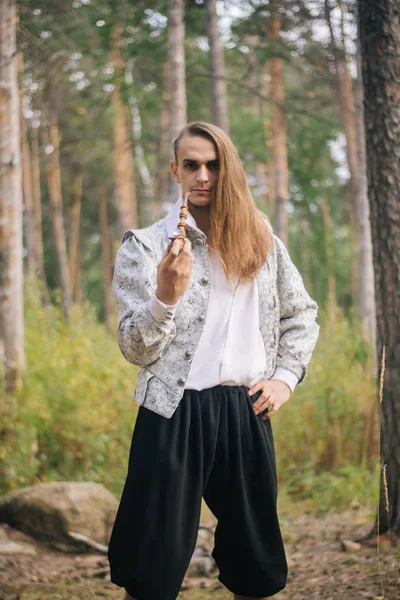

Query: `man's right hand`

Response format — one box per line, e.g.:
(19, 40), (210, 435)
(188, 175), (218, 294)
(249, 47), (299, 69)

(155, 238), (194, 305)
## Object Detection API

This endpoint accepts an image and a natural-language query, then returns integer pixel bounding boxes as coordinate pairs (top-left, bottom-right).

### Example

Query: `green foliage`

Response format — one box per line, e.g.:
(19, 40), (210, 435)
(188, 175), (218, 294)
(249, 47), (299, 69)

(280, 464), (379, 513)
(274, 305), (379, 511)
(1, 289), (379, 513)
(0, 280), (137, 499)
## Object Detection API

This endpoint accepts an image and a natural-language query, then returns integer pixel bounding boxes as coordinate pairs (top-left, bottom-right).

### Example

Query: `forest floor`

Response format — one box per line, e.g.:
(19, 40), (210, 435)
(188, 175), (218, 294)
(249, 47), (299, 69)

(1, 506), (399, 600)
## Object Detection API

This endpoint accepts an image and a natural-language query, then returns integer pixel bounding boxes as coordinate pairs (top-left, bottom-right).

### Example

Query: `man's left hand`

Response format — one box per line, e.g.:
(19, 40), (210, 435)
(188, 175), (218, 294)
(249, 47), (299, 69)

(248, 379), (292, 420)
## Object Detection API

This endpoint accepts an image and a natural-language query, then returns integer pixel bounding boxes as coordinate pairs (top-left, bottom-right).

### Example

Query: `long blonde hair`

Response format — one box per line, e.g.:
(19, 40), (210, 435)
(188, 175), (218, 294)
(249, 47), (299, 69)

(173, 121), (274, 283)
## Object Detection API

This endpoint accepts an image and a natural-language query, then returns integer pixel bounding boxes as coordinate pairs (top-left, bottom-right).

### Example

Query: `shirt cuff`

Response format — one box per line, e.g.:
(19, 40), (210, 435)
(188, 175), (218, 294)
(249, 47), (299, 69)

(148, 294), (178, 323)
(271, 367), (299, 394)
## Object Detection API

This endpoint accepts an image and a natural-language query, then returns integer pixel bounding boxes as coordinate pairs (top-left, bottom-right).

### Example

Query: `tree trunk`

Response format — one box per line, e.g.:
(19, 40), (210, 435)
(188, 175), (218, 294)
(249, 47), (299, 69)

(168, 0), (186, 201)
(69, 172), (82, 305)
(205, 0), (229, 134)
(42, 117), (73, 320)
(325, 0), (376, 343)
(125, 58), (154, 227)
(269, 10), (288, 245)
(263, 73), (276, 215)
(249, 54), (268, 213)
(154, 63), (171, 216)
(18, 53), (36, 280)
(111, 29), (138, 235)
(74, 236), (82, 306)
(324, 0), (359, 305)
(358, 0), (400, 535)
(354, 8), (376, 345)
(0, 0), (25, 394)
(30, 125), (49, 304)
(321, 196), (337, 318)
(99, 184), (113, 332)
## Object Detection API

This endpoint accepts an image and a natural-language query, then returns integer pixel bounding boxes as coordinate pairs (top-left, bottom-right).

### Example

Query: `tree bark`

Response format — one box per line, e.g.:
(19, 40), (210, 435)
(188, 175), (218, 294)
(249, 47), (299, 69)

(68, 172), (82, 305)
(0, 0), (25, 393)
(205, 0), (229, 134)
(125, 58), (154, 227)
(111, 29), (138, 235)
(269, 10), (288, 245)
(154, 63), (171, 216)
(168, 0), (187, 202)
(30, 125), (49, 304)
(18, 53), (36, 281)
(321, 196), (337, 318)
(168, 0), (187, 138)
(325, 0), (376, 343)
(42, 117), (73, 320)
(358, 0), (400, 535)
(354, 8), (376, 345)
(99, 184), (113, 332)
(262, 67), (275, 215)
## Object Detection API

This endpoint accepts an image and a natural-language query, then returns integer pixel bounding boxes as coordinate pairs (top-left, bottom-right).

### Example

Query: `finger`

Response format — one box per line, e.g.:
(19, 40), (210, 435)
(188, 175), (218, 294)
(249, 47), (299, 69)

(253, 393), (274, 414)
(263, 403), (281, 420)
(165, 238), (183, 261)
(177, 238), (193, 263)
(181, 238), (192, 253)
(248, 381), (265, 397)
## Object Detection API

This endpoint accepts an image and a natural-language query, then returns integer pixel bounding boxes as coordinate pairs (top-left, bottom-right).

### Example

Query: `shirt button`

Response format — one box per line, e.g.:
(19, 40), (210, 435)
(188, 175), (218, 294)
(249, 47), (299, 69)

(197, 315), (205, 323)
(177, 378), (185, 386)
(184, 351), (192, 360)
(200, 277), (209, 286)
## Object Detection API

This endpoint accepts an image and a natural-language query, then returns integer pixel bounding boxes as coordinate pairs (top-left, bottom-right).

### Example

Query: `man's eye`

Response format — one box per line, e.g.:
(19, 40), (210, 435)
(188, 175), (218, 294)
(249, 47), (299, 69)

(209, 162), (219, 171)
(184, 163), (197, 170)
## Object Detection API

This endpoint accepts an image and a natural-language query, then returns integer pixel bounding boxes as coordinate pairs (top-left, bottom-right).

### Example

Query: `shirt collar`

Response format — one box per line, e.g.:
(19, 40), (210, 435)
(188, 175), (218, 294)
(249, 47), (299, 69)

(165, 195), (205, 239)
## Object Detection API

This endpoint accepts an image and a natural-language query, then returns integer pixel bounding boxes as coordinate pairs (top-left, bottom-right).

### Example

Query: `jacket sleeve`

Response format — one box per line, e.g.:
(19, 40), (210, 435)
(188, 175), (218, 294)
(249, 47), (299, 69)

(112, 233), (177, 366)
(274, 234), (320, 386)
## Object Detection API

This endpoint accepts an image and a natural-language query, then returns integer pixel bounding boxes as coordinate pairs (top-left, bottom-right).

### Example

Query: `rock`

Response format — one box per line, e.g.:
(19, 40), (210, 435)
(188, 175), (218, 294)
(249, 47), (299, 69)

(341, 539), (362, 553)
(0, 523), (37, 554)
(196, 525), (214, 551)
(187, 556), (216, 578)
(0, 481), (118, 553)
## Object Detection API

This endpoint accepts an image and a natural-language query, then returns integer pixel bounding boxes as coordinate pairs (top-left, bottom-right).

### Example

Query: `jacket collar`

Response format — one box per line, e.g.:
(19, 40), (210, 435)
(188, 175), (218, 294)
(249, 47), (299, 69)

(165, 195), (205, 239)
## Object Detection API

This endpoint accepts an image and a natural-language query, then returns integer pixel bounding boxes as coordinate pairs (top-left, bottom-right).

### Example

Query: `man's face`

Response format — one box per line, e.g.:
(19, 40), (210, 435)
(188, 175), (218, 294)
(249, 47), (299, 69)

(170, 135), (219, 207)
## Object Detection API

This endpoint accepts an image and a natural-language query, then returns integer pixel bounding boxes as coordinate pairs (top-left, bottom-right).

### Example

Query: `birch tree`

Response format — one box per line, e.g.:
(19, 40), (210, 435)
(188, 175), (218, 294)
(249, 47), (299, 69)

(0, 0), (25, 393)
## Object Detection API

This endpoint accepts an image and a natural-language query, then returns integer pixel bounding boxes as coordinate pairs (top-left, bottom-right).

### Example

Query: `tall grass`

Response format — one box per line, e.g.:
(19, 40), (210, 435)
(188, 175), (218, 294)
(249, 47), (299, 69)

(1, 288), (379, 512)
(0, 283), (137, 497)
(273, 305), (379, 512)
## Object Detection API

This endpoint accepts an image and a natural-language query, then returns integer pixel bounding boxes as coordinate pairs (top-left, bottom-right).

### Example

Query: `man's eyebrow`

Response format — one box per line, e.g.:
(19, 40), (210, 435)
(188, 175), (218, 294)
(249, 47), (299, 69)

(182, 158), (218, 164)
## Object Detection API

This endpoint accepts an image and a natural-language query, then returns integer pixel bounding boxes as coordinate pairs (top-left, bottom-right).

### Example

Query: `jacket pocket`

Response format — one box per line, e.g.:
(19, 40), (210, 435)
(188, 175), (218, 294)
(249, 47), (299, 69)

(134, 367), (155, 407)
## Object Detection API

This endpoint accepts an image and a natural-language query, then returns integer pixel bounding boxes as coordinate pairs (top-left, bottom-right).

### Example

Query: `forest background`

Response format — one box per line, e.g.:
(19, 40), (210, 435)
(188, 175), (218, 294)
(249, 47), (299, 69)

(1, 0), (381, 517)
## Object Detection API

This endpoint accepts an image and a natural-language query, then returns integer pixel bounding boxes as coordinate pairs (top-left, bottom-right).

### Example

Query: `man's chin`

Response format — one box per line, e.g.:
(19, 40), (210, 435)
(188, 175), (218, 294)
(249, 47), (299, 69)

(187, 191), (212, 207)
(188, 198), (212, 209)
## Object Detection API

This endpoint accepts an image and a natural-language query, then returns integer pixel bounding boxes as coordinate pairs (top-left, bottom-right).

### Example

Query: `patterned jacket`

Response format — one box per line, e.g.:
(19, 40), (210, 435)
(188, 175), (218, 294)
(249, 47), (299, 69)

(112, 208), (320, 419)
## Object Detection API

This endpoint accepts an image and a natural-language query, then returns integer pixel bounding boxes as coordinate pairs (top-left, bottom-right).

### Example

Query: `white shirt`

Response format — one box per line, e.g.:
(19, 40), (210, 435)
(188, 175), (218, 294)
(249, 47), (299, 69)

(147, 197), (298, 394)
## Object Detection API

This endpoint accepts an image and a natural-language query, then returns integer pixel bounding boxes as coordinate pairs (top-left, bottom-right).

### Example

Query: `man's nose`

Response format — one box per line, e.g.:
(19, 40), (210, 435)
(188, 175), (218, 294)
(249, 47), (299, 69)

(196, 165), (209, 183)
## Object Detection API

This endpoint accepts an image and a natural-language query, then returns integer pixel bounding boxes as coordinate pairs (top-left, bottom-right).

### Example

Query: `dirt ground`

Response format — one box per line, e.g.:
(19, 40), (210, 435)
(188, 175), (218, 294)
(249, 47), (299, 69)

(0, 508), (398, 600)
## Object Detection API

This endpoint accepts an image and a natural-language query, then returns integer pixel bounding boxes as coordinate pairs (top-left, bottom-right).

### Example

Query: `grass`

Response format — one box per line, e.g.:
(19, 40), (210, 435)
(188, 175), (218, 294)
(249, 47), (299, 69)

(1, 284), (380, 517)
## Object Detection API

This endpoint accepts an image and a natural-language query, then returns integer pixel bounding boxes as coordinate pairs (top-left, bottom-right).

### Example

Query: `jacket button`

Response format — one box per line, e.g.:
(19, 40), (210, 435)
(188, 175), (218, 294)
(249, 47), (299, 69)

(197, 315), (205, 323)
(177, 378), (185, 386)
(200, 277), (209, 286)
(184, 351), (192, 360)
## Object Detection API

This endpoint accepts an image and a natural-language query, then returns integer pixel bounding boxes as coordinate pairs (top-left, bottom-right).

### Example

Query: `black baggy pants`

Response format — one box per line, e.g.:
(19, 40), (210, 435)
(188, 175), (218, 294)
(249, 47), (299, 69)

(107, 385), (288, 600)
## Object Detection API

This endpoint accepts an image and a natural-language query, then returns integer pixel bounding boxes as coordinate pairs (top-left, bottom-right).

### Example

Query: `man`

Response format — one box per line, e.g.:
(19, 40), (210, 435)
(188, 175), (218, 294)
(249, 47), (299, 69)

(107, 122), (320, 600)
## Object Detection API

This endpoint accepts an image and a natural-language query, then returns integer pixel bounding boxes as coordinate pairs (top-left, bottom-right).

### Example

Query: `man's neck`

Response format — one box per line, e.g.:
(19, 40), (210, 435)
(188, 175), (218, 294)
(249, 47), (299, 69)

(188, 202), (211, 239)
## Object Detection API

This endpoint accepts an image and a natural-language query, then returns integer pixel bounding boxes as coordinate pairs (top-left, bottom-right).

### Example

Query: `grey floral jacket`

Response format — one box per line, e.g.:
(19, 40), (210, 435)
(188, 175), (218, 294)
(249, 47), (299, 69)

(112, 209), (320, 419)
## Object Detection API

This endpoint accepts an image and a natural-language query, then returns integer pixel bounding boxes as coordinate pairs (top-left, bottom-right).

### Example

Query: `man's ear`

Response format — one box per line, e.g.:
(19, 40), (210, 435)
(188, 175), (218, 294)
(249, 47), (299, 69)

(170, 160), (181, 183)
